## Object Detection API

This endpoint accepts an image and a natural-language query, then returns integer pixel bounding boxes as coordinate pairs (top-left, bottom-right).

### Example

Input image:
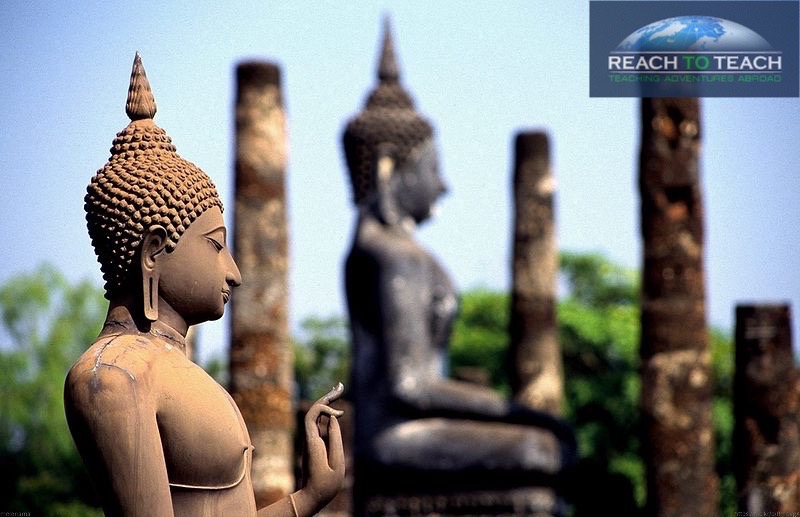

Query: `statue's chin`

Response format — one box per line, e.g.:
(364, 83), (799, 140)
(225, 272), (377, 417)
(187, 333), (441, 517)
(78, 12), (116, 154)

(415, 204), (439, 225)
(188, 306), (225, 325)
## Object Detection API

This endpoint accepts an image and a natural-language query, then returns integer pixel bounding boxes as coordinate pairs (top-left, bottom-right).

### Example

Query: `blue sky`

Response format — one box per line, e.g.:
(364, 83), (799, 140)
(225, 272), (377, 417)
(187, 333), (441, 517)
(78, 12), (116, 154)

(1, 1), (797, 363)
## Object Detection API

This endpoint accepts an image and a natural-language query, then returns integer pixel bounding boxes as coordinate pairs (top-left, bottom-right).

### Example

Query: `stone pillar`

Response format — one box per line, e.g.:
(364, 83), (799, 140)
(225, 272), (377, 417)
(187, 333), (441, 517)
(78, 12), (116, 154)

(229, 61), (293, 507)
(508, 131), (563, 415)
(734, 304), (800, 513)
(638, 97), (718, 516)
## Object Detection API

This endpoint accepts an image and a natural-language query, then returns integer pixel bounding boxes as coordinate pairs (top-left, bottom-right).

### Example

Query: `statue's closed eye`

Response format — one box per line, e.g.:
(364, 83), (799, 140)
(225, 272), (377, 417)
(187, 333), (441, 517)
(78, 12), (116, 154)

(206, 237), (223, 252)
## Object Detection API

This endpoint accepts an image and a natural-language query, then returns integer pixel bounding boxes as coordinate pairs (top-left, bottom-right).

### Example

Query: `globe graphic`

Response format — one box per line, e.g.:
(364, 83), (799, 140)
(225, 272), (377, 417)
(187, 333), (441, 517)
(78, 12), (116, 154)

(616, 16), (773, 52)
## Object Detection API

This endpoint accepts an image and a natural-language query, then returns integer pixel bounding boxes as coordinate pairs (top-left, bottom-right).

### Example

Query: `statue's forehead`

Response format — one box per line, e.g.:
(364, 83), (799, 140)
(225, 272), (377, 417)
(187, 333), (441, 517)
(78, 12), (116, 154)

(405, 138), (437, 163)
(185, 206), (224, 234)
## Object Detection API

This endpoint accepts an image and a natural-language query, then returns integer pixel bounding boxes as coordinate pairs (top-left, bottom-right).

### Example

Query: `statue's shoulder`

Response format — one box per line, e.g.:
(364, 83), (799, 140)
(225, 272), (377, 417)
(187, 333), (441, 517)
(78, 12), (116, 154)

(354, 217), (427, 266)
(65, 333), (163, 404)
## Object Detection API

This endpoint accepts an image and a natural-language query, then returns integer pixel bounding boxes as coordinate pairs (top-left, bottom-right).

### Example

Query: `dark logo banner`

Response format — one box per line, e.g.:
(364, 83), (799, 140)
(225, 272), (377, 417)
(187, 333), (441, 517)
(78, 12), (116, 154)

(590, 1), (799, 97)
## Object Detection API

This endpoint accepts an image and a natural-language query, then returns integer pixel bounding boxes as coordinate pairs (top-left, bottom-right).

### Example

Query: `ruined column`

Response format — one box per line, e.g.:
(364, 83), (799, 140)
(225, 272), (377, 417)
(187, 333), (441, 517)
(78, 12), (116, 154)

(229, 61), (293, 506)
(734, 304), (800, 513)
(508, 131), (563, 415)
(638, 97), (718, 516)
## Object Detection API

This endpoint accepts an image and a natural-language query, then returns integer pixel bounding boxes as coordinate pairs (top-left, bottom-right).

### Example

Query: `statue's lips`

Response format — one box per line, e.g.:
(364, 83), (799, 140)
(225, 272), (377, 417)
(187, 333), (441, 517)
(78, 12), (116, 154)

(222, 289), (231, 303)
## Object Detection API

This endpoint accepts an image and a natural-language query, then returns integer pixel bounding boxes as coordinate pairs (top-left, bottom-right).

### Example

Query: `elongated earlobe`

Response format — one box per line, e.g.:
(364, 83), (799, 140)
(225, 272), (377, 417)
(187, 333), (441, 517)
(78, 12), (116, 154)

(376, 152), (398, 225)
(140, 226), (167, 322)
(143, 269), (159, 321)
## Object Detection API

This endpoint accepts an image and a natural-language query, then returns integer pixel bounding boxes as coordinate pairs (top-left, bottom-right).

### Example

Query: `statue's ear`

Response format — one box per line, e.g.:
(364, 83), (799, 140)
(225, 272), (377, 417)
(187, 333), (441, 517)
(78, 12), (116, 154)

(374, 145), (398, 225)
(140, 226), (168, 322)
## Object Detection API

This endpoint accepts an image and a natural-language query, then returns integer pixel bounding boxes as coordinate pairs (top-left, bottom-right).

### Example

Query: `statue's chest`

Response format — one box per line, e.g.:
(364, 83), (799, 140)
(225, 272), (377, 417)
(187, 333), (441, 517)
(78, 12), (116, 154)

(430, 262), (456, 311)
(156, 363), (252, 489)
(428, 258), (458, 345)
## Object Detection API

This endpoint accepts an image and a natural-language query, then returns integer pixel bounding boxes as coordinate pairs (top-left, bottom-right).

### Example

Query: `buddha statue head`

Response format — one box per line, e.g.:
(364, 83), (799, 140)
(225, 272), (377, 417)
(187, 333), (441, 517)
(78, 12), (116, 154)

(85, 53), (240, 326)
(342, 20), (447, 225)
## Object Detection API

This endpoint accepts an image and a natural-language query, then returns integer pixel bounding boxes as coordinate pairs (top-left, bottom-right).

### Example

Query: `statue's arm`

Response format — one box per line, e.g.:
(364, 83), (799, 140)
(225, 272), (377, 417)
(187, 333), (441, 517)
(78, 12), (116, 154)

(378, 258), (509, 418)
(377, 260), (574, 444)
(258, 386), (345, 517)
(65, 362), (174, 516)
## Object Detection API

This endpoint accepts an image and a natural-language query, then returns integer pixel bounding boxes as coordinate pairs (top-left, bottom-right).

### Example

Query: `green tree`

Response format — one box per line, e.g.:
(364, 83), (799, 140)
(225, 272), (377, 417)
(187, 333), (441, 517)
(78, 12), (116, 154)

(444, 255), (642, 513)
(558, 252), (643, 514)
(445, 252), (734, 515)
(450, 288), (511, 394)
(0, 264), (104, 516)
(293, 315), (350, 401)
(711, 327), (735, 517)
(559, 253), (735, 514)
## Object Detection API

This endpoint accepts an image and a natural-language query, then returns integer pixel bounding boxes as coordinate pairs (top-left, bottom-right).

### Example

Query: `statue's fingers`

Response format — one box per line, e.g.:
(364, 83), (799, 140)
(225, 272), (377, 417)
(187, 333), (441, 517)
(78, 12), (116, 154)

(316, 382), (344, 406)
(305, 403), (343, 437)
(318, 404), (344, 419)
(304, 410), (327, 466)
(304, 403), (323, 435)
(326, 415), (345, 473)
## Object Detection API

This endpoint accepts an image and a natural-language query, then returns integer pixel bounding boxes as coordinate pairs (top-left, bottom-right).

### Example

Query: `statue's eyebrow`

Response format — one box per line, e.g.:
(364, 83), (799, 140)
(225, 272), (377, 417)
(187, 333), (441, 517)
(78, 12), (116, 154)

(203, 226), (227, 240)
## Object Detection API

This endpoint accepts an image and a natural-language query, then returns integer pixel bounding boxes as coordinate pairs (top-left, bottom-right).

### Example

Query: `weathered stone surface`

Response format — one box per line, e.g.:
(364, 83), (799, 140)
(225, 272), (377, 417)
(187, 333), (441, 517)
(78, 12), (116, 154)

(229, 60), (294, 507)
(734, 304), (800, 514)
(509, 131), (563, 415)
(639, 97), (719, 516)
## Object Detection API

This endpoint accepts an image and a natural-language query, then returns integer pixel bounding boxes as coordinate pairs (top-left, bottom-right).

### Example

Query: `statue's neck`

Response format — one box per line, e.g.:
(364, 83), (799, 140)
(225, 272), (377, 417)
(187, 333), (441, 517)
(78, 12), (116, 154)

(103, 298), (188, 354)
(360, 201), (417, 237)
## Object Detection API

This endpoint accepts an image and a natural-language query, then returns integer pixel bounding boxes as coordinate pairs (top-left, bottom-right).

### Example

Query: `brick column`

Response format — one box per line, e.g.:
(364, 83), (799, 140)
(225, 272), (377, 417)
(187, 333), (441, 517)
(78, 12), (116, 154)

(734, 304), (799, 513)
(229, 61), (293, 506)
(639, 97), (718, 516)
(509, 131), (563, 415)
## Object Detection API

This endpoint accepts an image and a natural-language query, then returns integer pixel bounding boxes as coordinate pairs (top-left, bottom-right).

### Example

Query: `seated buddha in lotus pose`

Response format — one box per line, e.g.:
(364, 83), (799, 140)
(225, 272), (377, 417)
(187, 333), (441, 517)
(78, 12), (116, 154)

(64, 54), (344, 517)
(342, 25), (576, 500)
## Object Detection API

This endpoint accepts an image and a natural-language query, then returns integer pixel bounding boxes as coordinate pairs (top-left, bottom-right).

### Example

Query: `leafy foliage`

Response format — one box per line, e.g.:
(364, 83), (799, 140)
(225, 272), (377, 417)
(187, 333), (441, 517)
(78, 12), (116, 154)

(711, 328), (735, 516)
(293, 315), (350, 401)
(450, 288), (511, 394)
(558, 253), (643, 514)
(440, 254), (644, 512)
(0, 264), (104, 515)
(444, 252), (734, 515)
(559, 251), (639, 307)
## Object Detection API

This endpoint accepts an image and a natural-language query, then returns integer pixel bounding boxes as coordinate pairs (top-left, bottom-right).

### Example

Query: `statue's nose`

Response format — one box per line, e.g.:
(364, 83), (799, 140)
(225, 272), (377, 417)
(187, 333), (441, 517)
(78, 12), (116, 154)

(225, 251), (242, 288)
(438, 179), (449, 197)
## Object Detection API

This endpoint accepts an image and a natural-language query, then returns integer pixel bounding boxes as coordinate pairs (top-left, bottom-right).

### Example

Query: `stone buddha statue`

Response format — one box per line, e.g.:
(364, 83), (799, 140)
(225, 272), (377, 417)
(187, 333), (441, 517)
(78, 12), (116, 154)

(342, 23), (575, 513)
(64, 54), (344, 517)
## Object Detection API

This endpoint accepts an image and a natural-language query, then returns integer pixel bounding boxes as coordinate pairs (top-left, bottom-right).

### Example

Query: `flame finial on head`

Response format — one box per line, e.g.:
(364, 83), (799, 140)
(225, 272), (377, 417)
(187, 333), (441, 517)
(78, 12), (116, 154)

(126, 52), (157, 121)
(378, 16), (399, 83)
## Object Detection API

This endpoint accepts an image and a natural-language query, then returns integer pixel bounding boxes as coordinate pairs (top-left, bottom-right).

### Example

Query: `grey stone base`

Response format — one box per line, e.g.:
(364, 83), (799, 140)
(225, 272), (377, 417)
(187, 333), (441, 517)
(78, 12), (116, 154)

(364, 487), (559, 516)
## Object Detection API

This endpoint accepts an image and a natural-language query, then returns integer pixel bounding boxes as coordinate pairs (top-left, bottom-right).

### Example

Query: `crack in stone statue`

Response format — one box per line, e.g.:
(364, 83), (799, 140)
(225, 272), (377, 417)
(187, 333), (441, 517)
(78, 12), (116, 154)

(64, 53), (345, 517)
(343, 20), (576, 515)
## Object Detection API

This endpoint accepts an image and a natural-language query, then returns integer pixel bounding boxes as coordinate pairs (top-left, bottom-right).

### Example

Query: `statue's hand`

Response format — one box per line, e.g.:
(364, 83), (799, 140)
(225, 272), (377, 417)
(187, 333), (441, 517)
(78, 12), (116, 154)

(301, 383), (345, 506)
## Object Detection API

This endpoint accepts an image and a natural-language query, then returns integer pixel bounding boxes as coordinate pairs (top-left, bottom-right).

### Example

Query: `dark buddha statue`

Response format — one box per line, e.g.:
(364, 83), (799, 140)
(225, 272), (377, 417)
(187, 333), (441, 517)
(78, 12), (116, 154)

(342, 22), (575, 514)
(64, 54), (345, 517)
